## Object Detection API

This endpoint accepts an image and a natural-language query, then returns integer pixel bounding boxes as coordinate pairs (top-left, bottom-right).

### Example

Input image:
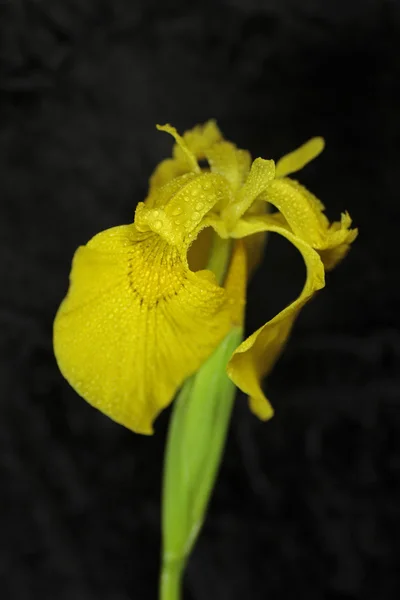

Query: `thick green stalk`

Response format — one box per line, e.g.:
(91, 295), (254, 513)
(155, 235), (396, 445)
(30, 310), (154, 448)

(160, 558), (184, 600)
(160, 326), (242, 600)
(206, 234), (232, 284)
(160, 236), (240, 600)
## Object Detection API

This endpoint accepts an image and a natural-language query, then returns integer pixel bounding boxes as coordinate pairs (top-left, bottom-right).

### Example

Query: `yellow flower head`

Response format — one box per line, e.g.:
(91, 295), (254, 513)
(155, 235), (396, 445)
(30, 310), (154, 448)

(53, 121), (357, 434)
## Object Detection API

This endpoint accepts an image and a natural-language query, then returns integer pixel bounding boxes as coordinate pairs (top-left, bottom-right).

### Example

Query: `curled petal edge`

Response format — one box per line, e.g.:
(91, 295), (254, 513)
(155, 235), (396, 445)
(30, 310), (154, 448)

(226, 217), (326, 420)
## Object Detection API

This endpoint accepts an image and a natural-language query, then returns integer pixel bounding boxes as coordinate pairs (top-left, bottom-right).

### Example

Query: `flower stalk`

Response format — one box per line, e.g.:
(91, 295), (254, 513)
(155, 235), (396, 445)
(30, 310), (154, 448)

(160, 326), (243, 600)
(160, 237), (241, 600)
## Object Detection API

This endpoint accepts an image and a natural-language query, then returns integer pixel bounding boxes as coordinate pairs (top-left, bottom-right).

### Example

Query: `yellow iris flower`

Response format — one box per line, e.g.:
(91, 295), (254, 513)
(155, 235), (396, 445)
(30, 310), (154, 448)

(53, 121), (357, 434)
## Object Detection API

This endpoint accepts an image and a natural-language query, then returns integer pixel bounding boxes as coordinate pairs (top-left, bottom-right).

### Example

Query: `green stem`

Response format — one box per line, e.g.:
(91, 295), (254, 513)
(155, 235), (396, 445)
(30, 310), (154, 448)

(160, 559), (184, 600)
(160, 329), (241, 600)
(160, 234), (237, 600)
(206, 234), (232, 284)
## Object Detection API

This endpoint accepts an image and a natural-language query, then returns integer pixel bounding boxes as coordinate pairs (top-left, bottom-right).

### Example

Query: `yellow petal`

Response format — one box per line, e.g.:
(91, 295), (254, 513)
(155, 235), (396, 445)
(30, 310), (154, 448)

(187, 226), (214, 272)
(223, 239), (247, 327)
(205, 142), (251, 193)
(318, 211), (358, 270)
(157, 124), (200, 173)
(181, 119), (223, 159)
(242, 228), (267, 279)
(148, 158), (189, 193)
(239, 201), (284, 278)
(226, 217), (325, 420)
(264, 178), (358, 266)
(54, 224), (234, 435)
(275, 137), (325, 178)
(136, 172), (232, 248)
(264, 179), (325, 246)
(222, 157), (276, 228)
(149, 121), (222, 192)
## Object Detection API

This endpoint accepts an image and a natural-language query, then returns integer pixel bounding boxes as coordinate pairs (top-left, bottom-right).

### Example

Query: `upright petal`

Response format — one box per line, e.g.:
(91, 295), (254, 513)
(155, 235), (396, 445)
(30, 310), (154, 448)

(275, 137), (325, 178)
(54, 224), (234, 435)
(180, 119), (223, 159)
(148, 125), (199, 192)
(226, 217), (325, 420)
(223, 157), (276, 228)
(206, 142), (251, 193)
(148, 158), (188, 193)
(157, 124), (200, 174)
(149, 121), (222, 192)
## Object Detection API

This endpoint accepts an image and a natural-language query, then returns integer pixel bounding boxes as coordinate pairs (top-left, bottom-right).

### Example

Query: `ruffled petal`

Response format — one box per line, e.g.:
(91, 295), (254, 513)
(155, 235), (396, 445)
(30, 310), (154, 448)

(53, 224), (235, 435)
(275, 137), (325, 178)
(226, 217), (325, 420)
(317, 211), (358, 270)
(264, 178), (358, 267)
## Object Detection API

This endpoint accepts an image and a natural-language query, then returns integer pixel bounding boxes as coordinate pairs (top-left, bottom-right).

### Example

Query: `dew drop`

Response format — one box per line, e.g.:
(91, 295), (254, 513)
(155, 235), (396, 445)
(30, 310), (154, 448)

(171, 207), (182, 216)
(174, 219), (181, 225)
(195, 202), (204, 210)
(192, 211), (200, 220)
(153, 220), (162, 230)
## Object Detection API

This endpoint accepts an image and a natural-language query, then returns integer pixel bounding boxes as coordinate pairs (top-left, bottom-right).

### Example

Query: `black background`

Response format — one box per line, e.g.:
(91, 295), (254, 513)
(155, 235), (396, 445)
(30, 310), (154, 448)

(1, 1), (400, 599)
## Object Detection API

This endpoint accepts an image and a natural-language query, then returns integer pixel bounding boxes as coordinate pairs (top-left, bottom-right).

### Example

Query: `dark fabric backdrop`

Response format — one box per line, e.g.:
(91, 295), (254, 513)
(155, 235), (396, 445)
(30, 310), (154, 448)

(1, 1), (399, 599)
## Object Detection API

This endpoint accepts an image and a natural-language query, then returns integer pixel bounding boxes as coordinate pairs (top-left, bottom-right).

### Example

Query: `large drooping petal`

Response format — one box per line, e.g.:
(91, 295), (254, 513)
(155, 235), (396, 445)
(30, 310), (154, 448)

(53, 173), (234, 435)
(275, 137), (325, 178)
(54, 224), (236, 435)
(226, 216), (325, 420)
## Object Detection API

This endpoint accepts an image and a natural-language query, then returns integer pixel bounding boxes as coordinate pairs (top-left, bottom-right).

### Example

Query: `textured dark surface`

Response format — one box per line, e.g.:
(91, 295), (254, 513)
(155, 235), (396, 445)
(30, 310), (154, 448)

(1, 1), (400, 599)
